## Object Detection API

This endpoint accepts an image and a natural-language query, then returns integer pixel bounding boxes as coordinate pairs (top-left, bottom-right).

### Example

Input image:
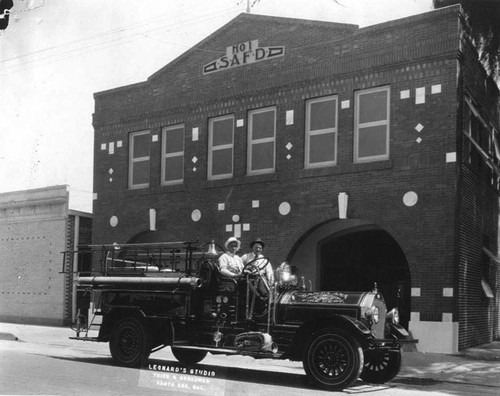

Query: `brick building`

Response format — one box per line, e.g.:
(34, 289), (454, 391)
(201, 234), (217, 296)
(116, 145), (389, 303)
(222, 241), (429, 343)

(91, 6), (500, 353)
(0, 185), (92, 326)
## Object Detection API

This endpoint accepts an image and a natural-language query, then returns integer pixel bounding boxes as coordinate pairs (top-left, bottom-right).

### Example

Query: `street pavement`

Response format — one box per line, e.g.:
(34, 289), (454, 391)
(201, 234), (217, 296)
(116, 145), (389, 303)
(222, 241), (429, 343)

(1, 322), (500, 391)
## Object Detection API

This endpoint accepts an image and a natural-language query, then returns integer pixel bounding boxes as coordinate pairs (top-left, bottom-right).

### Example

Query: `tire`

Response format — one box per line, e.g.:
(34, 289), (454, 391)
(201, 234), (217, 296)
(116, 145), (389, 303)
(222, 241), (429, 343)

(109, 317), (150, 368)
(360, 349), (402, 384)
(303, 328), (364, 390)
(171, 347), (208, 365)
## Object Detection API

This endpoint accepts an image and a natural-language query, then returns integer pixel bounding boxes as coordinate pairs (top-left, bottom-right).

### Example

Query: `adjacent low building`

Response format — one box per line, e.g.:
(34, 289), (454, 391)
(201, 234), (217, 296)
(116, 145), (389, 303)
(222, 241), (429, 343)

(0, 185), (92, 326)
(90, 5), (500, 353)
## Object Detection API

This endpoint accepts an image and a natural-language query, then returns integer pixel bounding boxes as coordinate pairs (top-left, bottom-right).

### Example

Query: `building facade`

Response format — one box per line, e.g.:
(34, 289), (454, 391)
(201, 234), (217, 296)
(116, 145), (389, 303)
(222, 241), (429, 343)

(91, 6), (500, 353)
(0, 185), (92, 326)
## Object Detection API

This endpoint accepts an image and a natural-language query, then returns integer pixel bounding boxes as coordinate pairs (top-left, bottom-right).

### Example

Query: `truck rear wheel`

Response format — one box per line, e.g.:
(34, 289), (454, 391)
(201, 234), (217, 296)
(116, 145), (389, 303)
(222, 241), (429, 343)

(171, 347), (208, 365)
(109, 317), (150, 368)
(360, 349), (402, 384)
(303, 328), (363, 390)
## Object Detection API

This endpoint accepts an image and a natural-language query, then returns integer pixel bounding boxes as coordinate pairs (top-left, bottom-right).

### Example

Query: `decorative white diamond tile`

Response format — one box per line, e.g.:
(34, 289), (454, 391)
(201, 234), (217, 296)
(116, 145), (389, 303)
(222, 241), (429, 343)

(192, 167), (197, 172)
(108, 168), (114, 175)
(286, 142), (293, 150)
(252, 200), (260, 208)
(109, 178), (113, 183)
(416, 137), (422, 144)
(341, 100), (350, 109)
(192, 156), (198, 163)
(287, 154), (291, 160)
(415, 123), (424, 132)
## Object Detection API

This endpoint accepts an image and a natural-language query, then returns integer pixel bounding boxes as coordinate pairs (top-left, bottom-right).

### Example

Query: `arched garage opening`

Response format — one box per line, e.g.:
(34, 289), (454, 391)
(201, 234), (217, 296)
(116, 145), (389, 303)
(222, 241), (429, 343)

(289, 219), (411, 328)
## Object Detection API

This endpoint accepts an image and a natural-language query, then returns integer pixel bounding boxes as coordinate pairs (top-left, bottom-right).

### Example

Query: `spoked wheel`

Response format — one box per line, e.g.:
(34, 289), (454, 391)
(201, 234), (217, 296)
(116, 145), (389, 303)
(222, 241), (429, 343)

(171, 347), (208, 365)
(109, 317), (150, 368)
(303, 328), (363, 390)
(360, 348), (402, 384)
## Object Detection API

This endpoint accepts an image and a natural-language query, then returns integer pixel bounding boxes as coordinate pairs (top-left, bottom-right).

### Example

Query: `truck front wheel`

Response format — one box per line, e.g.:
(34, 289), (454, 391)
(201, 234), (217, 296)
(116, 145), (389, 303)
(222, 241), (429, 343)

(360, 349), (402, 384)
(109, 317), (150, 368)
(171, 347), (208, 365)
(303, 328), (363, 390)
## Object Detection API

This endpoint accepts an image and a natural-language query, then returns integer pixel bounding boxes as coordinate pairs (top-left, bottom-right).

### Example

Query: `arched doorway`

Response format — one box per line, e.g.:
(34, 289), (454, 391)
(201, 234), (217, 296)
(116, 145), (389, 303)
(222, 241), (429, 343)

(289, 220), (411, 328)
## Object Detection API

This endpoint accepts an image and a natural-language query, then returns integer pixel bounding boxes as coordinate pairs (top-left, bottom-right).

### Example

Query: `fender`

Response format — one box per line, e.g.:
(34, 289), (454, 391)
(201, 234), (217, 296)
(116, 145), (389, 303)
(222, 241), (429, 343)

(386, 322), (410, 340)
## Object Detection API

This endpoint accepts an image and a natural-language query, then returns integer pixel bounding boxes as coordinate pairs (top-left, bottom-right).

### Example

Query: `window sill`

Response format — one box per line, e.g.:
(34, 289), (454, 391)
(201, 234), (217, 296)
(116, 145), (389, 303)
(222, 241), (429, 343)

(298, 160), (393, 179)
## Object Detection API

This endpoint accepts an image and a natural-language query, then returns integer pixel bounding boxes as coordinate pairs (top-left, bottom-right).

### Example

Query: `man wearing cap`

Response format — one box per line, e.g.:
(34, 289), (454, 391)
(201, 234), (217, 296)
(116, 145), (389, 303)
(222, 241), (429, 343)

(218, 237), (244, 279)
(241, 238), (274, 288)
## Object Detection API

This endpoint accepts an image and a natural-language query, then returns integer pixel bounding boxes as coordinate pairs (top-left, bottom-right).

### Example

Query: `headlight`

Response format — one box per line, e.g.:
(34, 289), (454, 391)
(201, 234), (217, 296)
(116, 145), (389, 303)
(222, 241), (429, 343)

(365, 306), (379, 324)
(387, 308), (400, 325)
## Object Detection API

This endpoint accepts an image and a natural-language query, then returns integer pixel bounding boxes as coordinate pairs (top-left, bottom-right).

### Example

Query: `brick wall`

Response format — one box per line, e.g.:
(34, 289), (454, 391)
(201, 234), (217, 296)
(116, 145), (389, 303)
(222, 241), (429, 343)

(90, 6), (499, 350)
(0, 186), (70, 326)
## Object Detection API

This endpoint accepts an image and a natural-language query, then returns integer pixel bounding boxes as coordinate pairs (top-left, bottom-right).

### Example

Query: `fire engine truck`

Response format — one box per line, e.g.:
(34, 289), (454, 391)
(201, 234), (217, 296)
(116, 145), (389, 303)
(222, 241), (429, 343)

(67, 240), (415, 390)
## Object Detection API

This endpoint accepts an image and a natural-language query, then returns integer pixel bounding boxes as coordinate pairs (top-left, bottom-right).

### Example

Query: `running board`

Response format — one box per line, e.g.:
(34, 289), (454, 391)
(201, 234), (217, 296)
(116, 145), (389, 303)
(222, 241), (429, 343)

(171, 343), (284, 359)
(69, 336), (101, 342)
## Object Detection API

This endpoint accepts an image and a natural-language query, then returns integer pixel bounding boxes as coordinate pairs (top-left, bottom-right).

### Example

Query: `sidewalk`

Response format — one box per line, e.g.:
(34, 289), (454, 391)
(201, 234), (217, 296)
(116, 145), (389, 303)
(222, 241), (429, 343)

(1, 322), (500, 387)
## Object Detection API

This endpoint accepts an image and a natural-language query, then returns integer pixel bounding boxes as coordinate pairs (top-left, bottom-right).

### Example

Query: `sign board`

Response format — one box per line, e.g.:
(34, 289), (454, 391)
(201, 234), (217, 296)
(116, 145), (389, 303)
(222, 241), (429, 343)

(203, 39), (285, 75)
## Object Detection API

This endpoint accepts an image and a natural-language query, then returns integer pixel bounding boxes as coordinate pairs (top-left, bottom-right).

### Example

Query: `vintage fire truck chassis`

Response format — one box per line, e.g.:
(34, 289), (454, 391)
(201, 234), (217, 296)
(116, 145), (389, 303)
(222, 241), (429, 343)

(68, 240), (414, 390)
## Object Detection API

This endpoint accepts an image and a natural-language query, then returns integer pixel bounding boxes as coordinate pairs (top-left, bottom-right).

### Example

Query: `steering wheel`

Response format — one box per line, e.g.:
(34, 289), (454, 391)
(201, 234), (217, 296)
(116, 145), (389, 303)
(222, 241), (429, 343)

(243, 256), (270, 276)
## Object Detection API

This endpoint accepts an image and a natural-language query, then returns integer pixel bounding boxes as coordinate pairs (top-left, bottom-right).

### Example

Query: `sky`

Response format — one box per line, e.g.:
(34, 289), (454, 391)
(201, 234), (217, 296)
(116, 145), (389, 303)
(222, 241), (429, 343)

(0, 0), (433, 212)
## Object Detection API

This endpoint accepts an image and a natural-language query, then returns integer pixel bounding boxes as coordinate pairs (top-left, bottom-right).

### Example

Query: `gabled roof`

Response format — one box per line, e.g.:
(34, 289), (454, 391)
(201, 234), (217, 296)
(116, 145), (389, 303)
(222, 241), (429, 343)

(148, 13), (359, 82)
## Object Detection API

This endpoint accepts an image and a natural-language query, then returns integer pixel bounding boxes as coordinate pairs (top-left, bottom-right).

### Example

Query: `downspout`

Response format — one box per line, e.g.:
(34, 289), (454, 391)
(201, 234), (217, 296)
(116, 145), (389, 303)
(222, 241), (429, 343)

(72, 214), (80, 322)
(454, 6), (466, 351)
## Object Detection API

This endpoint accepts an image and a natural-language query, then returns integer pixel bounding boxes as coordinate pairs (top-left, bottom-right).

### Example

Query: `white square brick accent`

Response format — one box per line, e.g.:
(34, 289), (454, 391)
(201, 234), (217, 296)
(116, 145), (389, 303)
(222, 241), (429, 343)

(400, 90), (410, 99)
(252, 200), (260, 208)
(443, 288), (453, 297)
(286, 110), (294, 125)
(431, 84), (442, 94)
(446, 152), (456, 163)
(442, 313), (453, 322)
(237, 119), (244, 127)
(341, 100), (350, 109)
(411, 287), (421, 297)
(192, 127), (199, 141)
(218, 203), (225, 211)
(415, 87), (426, 104)
(410, 312), (420, 322)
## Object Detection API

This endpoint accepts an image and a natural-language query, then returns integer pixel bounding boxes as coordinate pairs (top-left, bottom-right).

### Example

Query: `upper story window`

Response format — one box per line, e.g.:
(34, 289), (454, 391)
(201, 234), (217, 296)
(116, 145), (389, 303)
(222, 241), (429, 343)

(248, 107), (276, 175)
(354, 86), (390, 163)
(161, 124), (184, 185)
(129, 130), (150, 189)
(305, 96), (338, 168)
(464, 97), (500, 189)
(208, 115), (234, 180)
